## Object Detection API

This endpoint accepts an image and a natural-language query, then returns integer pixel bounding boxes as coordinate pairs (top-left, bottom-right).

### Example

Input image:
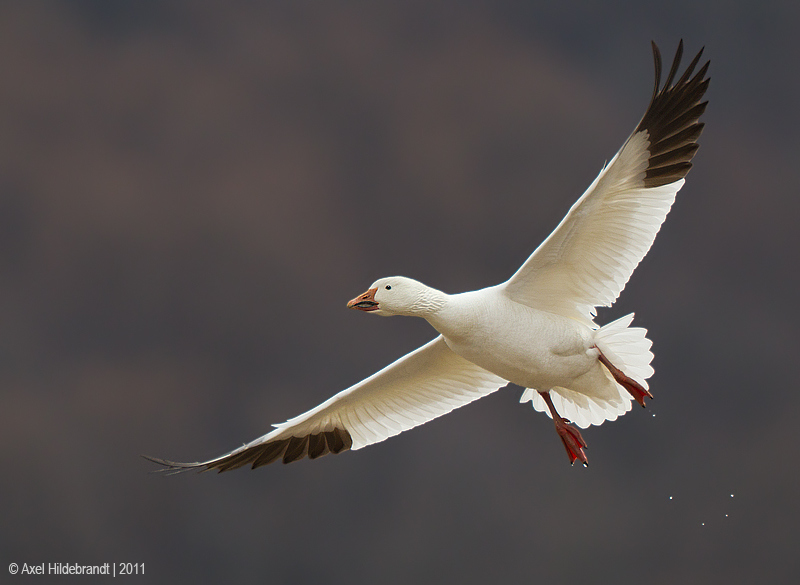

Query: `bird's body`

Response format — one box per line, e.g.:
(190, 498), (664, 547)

(426, 286), (599, 393)
(146, 40), (709, 472)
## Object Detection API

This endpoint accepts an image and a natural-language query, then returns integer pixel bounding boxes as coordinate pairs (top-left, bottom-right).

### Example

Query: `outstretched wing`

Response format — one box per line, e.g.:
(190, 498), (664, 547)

(144, 336), (507, 472)
(503, 41), (710, 326)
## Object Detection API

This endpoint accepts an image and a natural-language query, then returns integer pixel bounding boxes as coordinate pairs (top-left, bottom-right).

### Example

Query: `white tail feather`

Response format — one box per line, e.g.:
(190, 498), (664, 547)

(593, 313), (654, 387)
(521, 313), (654, 428)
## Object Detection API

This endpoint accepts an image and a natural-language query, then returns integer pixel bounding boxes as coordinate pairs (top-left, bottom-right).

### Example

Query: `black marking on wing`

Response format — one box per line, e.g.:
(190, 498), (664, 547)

(142, 428), (353, 474)
(638, 40), (710, 188)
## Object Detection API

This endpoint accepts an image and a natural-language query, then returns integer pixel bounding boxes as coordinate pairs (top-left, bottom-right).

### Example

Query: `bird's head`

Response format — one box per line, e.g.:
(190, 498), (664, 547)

(347, 276), (444, 317)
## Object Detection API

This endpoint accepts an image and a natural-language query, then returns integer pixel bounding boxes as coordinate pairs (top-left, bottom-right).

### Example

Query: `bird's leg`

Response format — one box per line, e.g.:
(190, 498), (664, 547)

(594, 347), (653, 408)
(538, 391), (588, 467)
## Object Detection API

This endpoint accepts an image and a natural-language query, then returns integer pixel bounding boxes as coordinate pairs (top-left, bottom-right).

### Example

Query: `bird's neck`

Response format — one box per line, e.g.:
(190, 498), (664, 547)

(422, 287), (497, 343)
(409, 286), (448, 317)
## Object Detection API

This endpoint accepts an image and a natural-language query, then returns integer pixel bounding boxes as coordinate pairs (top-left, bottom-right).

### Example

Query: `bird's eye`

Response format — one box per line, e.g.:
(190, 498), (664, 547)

(385, 285), (392, 290)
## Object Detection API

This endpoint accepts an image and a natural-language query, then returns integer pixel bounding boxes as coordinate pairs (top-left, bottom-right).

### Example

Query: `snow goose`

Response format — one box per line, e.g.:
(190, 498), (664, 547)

(146, 41), (709, 471)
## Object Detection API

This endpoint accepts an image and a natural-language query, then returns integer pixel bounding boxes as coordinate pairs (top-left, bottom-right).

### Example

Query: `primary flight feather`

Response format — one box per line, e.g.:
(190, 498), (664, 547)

(146, 41), (709, 472)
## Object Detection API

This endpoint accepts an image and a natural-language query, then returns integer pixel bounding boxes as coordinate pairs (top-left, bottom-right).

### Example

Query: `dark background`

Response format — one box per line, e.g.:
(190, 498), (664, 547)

(1, 2), (797, 583)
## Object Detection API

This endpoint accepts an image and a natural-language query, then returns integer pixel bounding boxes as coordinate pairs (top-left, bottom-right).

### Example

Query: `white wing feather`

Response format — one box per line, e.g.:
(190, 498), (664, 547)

(147, 336), (507, 471)
(503, 41), (709, 327)
(502, 131), (682, 326)
(270, 336), (507, 449)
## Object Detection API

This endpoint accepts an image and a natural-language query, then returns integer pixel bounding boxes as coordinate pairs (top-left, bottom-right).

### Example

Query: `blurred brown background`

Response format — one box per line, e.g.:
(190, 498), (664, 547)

(1, 1), (798, 583)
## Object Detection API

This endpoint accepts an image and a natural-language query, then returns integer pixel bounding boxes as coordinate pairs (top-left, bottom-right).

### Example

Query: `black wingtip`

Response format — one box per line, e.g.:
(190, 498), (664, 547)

(650, 41), (663, 103)
(663, 40), (685, 90)
(141, 453), (169, 467)
(143, 428), (355, 476)
(141, 453), (203, 474)
(637, 41), (710, 188)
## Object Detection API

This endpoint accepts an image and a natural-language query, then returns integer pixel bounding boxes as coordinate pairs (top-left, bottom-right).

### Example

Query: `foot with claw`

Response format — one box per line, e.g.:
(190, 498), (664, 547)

(539, 390), (589, 466)
(554, 416), (589, 466)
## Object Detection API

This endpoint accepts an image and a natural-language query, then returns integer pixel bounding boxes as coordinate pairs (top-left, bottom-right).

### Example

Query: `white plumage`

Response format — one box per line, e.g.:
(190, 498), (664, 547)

(269, 336), (506, 450)
(146, 41), (709, 472)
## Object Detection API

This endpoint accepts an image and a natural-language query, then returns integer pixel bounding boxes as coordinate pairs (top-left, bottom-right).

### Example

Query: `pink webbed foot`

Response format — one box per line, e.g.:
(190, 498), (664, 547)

(539, 390), (589, 466)
(595, 348), (653, 408)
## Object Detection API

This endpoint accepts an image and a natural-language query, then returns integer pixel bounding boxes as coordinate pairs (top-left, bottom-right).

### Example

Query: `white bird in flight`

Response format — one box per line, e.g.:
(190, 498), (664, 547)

(146, 41), (709, 472)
